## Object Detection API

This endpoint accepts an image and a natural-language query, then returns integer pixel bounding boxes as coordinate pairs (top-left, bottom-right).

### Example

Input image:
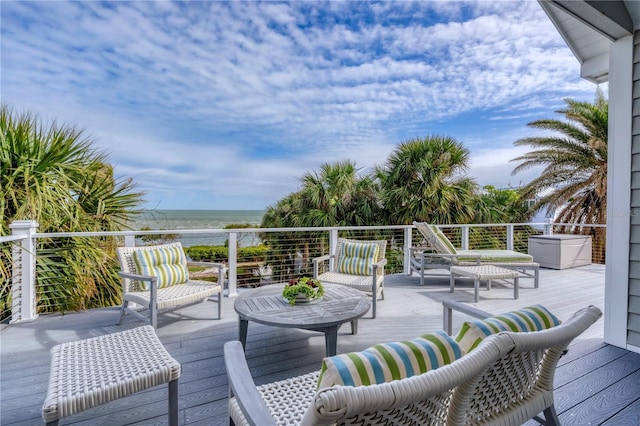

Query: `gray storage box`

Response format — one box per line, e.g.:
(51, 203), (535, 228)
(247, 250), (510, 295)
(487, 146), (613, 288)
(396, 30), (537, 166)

(528, 234), (592, 269)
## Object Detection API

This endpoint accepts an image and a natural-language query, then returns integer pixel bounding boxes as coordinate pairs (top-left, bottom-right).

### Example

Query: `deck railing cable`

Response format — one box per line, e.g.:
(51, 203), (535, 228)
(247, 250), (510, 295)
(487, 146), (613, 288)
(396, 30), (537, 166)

(1, 222), (606, 323)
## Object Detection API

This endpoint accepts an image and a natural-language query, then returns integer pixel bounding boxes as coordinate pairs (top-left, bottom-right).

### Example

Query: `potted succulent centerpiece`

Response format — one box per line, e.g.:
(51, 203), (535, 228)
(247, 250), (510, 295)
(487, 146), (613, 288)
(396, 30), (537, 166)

(282, 276), (325, 306)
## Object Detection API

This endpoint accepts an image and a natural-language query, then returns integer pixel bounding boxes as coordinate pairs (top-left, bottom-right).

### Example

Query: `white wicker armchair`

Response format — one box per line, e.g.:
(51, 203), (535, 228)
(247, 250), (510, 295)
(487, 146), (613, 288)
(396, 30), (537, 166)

(224, 304), (602, 426)
(117, 242), (225, 328)
(313, 238), (387, 318)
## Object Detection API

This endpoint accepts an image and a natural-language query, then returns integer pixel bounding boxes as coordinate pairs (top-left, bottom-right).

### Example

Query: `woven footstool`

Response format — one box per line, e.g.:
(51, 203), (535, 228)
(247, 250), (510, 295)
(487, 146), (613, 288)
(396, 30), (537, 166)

(42, 325), (181, 426)
(449, 265), (520, 302)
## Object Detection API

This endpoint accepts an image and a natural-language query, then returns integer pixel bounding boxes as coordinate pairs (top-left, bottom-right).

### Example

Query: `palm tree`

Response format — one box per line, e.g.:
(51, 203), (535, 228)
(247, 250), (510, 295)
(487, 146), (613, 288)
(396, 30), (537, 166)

(0, 104), (145, 318)
(297, 160), (382, 227)
(261, 160), (384, 279)
(511, 89), (608, 262)
(377, 135), (479, 225)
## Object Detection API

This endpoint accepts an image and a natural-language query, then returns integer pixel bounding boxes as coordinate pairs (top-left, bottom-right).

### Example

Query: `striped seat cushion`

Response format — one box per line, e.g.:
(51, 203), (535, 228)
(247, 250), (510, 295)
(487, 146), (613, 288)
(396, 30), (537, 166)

(455, 305), (561, 353)
(317, 330), (462, 388)
(133, 245), (189, 290)
(336, 240), (380, 276)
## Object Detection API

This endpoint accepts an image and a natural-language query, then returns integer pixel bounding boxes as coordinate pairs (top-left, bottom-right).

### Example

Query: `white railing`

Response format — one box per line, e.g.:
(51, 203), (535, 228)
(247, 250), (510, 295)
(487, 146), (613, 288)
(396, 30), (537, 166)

(2, 221), (605, 324)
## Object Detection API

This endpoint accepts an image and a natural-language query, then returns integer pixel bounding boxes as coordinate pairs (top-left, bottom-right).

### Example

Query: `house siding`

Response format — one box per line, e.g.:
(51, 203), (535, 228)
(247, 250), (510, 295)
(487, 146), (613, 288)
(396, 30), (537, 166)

(629, 30), (640, 347)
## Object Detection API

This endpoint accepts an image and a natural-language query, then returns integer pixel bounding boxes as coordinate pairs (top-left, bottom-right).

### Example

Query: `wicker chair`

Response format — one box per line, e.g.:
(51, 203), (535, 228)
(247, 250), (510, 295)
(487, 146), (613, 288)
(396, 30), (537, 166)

(117, 242), (225, 328)
(224, 304), (602, 426)
(411, 221), (540, 287)
(313, 238), (387, 318)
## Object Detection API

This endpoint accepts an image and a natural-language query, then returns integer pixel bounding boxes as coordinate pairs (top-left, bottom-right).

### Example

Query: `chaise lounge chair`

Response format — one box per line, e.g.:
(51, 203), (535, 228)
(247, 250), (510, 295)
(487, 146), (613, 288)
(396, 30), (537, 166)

(411, 221), (540, 287)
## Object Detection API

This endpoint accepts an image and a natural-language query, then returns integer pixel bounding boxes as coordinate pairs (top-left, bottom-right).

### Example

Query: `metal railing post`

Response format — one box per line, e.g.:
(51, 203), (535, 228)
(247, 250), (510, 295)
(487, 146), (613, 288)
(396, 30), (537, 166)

(506, 225), (514, 250)
(461, 226), (469, 250)
(124, 235), (136, 247)
(227, 232), (238, 297)
(404, 226), (412, 275)
(9, 220), (39, 323)
(544, 219), (554, 235)
(329, 229), (338, 270)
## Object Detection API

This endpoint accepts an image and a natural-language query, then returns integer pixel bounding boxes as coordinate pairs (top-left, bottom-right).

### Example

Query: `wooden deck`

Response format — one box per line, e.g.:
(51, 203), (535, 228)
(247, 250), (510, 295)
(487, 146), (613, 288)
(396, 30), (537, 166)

(2, 264), (639, 425)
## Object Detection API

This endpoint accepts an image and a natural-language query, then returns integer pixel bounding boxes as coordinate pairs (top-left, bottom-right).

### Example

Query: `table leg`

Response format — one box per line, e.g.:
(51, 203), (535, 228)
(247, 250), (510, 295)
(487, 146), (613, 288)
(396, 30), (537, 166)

(238, 318), (249, 350)
(351, 319), (358, 335)
(325, 326), (339, 357)
(514, 276), (519, 299)
(450, 273), (455, 293)
(474, 278), (480, 302)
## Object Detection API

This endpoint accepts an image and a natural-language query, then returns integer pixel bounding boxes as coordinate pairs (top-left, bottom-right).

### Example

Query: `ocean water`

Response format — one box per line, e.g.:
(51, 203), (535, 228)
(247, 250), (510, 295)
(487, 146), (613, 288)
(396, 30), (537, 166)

(134, 209), (265, 247)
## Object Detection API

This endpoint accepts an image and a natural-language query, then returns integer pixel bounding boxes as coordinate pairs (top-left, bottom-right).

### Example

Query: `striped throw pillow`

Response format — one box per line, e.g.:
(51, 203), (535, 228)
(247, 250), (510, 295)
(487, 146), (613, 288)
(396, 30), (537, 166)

(455, 305), (561, 354)
(133, 245), (189, 290)
(317, 330), (462, 389)
(336, 241), (380, 276)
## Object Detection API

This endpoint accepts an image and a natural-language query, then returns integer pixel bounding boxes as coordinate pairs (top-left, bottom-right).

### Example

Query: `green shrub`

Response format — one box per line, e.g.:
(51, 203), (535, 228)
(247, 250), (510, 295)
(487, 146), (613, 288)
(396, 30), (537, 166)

(239, 245), (269, 261)
(185, 245), (228, 261)
(185, 244), (269, 262)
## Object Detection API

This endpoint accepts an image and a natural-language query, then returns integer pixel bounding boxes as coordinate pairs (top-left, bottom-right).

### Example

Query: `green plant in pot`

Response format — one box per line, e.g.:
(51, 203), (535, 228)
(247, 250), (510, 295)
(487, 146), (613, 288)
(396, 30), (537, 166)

(282, 277), (325, 306)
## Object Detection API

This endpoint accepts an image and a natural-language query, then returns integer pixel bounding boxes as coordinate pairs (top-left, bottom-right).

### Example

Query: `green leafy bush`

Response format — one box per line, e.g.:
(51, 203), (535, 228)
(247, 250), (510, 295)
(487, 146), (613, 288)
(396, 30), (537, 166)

(185, 246), (228, 261)
(185, 244), (269, 262)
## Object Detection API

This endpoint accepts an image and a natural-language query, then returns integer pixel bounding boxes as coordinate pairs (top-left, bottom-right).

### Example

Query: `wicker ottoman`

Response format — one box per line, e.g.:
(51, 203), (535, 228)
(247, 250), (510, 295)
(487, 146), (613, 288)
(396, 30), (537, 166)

(42, 325), (181, 425)
(449, 265), (520, 302)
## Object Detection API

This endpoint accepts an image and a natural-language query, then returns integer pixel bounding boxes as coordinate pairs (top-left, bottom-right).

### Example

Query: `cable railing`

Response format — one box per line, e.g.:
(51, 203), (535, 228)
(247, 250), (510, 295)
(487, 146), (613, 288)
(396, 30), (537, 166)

(1, 221), (606, 324)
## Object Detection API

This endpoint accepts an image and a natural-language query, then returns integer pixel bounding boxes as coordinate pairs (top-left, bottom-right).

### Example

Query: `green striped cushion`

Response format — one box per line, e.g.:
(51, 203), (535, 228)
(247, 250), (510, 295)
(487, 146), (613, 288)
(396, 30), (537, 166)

(336, 241), (380, 276)
(432, 226), (457, 254)
(456, 249), (534, 263)
(133, 245), (189, 290)
(414, 222), (456, 255)
(455, 305), (561, 354)
(317, 330), (462, 389)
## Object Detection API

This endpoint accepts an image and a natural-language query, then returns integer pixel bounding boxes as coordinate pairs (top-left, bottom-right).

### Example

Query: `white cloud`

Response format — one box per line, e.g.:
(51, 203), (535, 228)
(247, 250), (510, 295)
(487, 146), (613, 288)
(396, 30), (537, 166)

(1, 1), (597, 209)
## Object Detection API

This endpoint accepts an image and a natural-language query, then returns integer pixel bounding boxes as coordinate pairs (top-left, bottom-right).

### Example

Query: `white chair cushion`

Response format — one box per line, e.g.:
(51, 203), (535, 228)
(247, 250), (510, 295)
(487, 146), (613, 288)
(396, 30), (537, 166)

(317, 271), (382, 293)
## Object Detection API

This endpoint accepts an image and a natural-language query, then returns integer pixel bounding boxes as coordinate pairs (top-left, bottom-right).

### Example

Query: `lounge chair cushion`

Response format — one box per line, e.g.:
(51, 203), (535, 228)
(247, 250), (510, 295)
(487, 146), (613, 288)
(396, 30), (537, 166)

(414, 222), (457, 255)
(337, 240), (380, 276)
(456, 249), (534, 263)
(133, 245), (189, 290)
(317, 330), (462, 388)
(432, 225), (458, 254)
(455, 305), (561, 353)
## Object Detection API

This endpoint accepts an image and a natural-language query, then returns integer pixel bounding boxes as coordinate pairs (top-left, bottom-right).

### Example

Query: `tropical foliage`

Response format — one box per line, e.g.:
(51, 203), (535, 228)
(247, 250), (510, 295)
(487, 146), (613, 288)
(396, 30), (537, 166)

(261, 160), (385, 280)
(0, 105), (144, 319)
(511, 90), (608, 261)
(377, 135), (479, 225)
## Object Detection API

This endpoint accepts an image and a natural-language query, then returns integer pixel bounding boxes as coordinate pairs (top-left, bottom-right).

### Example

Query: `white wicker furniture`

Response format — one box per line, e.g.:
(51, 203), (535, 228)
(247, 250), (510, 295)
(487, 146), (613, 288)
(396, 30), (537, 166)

(411, 221), (540, 287)
(117, 242), (224, 328)
(224, 304), (602, 426)
(313, 238), (387, 318)
(42, 326), (181, 426)
(449, 264), (520, 302)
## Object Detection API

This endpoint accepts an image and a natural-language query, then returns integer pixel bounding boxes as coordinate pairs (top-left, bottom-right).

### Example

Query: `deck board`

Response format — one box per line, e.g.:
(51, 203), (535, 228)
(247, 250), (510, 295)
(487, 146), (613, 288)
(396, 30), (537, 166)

(2, 264), (638, 425)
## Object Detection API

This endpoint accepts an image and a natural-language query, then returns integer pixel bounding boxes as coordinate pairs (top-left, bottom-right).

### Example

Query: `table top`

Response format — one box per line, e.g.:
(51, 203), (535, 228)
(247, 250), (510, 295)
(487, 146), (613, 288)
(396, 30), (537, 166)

(234, 283), (371, 329)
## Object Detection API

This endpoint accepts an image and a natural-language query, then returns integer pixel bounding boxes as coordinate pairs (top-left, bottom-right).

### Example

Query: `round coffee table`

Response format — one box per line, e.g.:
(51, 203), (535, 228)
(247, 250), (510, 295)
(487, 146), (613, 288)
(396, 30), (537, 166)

(234, 283), (371, 356)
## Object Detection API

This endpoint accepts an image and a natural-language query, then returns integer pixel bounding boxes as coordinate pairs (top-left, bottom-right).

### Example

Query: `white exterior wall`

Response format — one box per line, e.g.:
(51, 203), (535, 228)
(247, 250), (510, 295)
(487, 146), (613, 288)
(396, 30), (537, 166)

(605, 34), (636, 351)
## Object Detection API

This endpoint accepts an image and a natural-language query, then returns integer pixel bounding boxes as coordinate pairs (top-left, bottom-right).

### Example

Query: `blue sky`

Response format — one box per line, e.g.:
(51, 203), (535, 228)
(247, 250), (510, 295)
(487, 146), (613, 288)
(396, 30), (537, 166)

(2, 1), (598, 211)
